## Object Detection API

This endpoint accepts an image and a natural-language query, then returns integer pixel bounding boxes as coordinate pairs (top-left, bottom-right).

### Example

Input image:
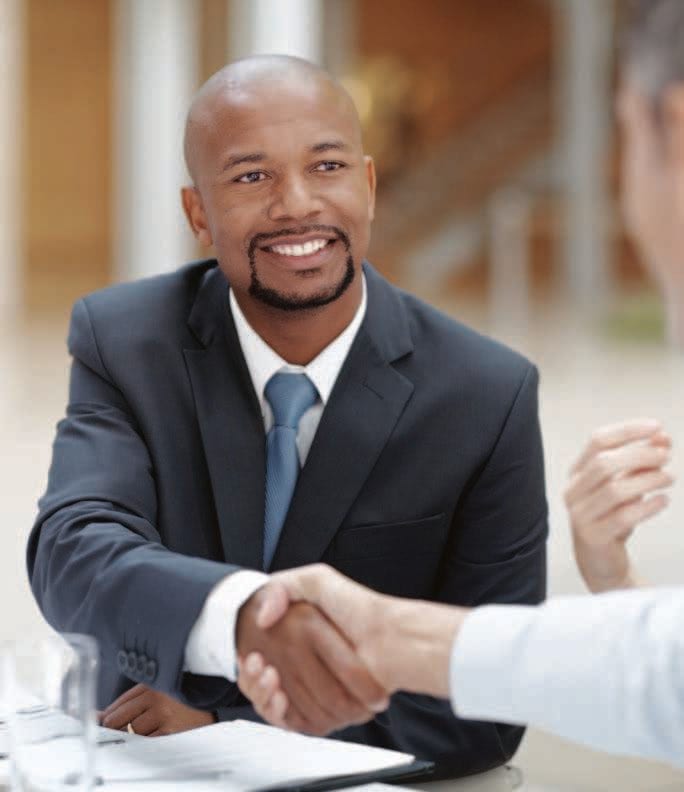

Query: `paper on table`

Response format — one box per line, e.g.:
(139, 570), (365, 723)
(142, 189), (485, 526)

(95, 720), (415, 789)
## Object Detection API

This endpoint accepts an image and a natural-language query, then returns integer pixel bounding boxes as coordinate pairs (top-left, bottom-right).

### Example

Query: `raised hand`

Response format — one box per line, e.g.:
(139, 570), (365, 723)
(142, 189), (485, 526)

(564, 419), (674, 592)
(101, 684), (215, 736)
(236, 584), (389, 736)
(238, 565), (466, 728)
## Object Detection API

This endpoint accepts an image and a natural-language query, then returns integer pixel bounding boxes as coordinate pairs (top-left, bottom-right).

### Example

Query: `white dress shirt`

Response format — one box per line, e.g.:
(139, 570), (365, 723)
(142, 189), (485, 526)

(450, 587), (684, 768)
(184, 278), (368, 681)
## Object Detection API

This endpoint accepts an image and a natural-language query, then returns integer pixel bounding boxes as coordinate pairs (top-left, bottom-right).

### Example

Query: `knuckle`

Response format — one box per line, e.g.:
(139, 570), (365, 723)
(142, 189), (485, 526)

(606, 480), (622, 500)
(589, 432), (605, 451)
(614, 510), (633, 531)
(594, 455), (613, 478)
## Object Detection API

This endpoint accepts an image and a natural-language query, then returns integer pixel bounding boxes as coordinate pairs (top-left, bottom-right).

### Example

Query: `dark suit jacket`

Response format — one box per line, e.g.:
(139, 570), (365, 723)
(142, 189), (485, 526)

(28, 260), (547, 779)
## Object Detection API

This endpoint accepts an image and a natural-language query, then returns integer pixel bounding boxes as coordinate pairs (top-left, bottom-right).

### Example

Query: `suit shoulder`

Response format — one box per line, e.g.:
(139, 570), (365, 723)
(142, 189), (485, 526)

(79, 260), (215, 326)
(70, 260), (217, 346)
(398, 289), (535, 386)
(67, 260), (219, 367)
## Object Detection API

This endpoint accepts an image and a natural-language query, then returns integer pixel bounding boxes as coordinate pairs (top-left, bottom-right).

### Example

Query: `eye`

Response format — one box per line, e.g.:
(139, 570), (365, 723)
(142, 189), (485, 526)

(235, 171), (267, 184)
(314, 161), (345, 172)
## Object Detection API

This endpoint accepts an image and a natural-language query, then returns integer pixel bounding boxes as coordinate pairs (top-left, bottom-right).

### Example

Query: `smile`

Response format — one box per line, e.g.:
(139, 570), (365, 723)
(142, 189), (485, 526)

(264, 238), (333, 257)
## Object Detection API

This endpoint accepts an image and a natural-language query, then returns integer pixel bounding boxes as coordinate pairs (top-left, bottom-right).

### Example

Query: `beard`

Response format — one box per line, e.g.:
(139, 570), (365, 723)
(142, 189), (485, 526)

(246, 225), (355, 312)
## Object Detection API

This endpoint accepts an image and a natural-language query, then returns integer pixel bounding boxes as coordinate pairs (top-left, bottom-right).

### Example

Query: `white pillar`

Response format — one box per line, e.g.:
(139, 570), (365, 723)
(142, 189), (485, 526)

(557, 0), (614, 305)
(0, 0), (24, 313)
(229, 0), (324, 64)
(113, 0), (199, 282)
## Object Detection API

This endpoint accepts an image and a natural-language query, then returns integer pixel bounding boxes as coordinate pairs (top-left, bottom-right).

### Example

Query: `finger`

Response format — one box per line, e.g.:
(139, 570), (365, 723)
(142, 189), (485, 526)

(246, 655), (309, 732)
(651, 430), (672, 449)
(253, 669), (290, 730)
(313, 619), (389, 715)
(596, 492), (670, 536)
(245, 666), (288, 728)
(129, 707), (161, 736)
(282, 651), (350, 735)
(102, 692), (152, 730)
(571, 419), (662, 472)
(244, 652), (265, 677)
(578, 469), (675, 524)
(565, 443), (671, 504)
(256, 582), (292, 630)
(275, 564), (365, 637)
(303, 650), (365, 728)
(264, 690), (289, 727)
(237, 653), (266, 702)
(102, 684), (147, 717)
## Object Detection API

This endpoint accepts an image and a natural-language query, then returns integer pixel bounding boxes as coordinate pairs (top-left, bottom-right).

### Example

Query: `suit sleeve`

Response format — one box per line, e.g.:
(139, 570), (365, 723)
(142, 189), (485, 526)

(451, 589), (684, 768)
(27, 299), (238, 707)
(331, 363), (548, 779)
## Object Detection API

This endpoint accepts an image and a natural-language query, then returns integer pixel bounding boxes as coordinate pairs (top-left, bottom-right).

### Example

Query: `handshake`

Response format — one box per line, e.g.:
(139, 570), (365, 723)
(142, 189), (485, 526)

(235, 564), (466, 735)
(100, 566), (466, 737)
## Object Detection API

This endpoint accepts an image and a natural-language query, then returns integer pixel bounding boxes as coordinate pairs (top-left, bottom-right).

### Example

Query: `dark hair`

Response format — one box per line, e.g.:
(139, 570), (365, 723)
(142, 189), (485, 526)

(622, 0), (684, 97)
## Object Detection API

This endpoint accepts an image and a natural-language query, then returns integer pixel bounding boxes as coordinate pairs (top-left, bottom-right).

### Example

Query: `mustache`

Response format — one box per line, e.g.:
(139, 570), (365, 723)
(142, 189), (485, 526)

(248, 225), (350, 259)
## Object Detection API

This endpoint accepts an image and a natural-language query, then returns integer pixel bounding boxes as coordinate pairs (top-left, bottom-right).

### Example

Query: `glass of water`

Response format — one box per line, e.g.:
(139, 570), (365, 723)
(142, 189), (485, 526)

(3, 633), (98, 791)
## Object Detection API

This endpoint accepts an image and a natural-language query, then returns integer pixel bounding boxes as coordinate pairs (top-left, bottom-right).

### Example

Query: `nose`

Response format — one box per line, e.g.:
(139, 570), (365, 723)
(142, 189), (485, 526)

(268, 173), (322, 223)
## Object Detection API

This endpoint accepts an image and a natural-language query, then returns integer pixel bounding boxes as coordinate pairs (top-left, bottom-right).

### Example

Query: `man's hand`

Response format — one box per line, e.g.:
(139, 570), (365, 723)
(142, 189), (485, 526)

(236, 585), (389, 736)
(238, 565), (466, 728)
(101, 684), (215, 736)
(564, 419), (674, 593)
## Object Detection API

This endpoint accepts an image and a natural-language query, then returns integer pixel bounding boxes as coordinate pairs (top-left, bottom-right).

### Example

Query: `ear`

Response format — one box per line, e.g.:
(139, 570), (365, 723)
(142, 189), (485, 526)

(364, 155), (377, 222)
(181, 186), (213, 247)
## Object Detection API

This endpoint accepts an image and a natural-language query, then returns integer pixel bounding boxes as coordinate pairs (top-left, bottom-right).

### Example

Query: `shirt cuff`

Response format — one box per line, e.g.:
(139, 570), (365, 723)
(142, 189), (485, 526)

(184, 570), (269, 681)
(449, 604), (536, 724)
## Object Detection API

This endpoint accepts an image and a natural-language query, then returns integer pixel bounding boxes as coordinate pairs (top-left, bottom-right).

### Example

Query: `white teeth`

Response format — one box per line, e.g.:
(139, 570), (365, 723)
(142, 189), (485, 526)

(270, 239), (328, 257)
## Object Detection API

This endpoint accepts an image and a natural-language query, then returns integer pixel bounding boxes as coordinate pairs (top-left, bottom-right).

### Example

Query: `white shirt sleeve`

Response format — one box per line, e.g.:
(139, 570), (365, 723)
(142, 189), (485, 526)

(184, 570), (269, 681)
(449, 587), (684, 768)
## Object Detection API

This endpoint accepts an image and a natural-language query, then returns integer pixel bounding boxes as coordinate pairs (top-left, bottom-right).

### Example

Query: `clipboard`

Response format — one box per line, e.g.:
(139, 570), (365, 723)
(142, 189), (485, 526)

(259, 758), (434, 792)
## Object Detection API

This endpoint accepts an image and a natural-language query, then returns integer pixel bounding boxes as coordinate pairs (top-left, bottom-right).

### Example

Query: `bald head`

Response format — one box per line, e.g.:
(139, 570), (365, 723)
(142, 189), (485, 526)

(183, 55), (362, 185)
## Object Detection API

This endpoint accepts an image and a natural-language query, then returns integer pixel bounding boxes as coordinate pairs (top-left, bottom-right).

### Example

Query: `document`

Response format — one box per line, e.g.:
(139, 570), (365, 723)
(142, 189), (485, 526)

(94, 720), (418, 789)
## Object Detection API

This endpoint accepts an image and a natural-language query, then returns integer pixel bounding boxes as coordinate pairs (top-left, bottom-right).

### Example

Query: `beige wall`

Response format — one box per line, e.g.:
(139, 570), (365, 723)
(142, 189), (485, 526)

(24, 0), (112, 307)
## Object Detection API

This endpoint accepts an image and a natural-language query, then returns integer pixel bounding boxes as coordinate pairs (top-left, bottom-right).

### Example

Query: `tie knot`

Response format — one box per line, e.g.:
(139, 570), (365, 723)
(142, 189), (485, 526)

(265, 372), (318, 429)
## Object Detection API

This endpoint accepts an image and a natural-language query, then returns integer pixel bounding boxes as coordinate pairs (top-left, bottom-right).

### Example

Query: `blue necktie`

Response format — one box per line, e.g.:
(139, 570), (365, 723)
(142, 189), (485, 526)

(263, 372), (318, 569)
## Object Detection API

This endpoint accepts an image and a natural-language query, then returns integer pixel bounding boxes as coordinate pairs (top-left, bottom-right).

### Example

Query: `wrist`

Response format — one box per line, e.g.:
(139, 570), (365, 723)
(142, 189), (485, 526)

(384, 598), (467, 698)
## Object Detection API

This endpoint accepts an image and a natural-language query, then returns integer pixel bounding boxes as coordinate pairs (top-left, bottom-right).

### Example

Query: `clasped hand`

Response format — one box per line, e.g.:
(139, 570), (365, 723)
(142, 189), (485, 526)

(235, 581), (390, 735)
(237, 565), (464, 731)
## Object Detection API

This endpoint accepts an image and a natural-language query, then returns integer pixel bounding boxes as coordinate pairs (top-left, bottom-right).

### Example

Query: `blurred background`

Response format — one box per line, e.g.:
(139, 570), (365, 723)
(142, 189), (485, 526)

(1, 1), (683, 789)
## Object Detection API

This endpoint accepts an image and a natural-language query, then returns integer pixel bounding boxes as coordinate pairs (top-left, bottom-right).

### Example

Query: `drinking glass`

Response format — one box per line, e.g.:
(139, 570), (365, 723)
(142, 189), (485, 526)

(3, 633), (98, 791)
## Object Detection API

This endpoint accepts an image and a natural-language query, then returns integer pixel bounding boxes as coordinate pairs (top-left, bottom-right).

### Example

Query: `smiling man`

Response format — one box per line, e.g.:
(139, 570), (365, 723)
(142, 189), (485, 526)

(28, 56), (547, 779)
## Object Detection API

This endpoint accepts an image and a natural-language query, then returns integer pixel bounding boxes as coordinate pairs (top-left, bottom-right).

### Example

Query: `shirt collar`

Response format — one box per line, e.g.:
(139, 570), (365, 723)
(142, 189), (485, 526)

(229, 276), (367, 411)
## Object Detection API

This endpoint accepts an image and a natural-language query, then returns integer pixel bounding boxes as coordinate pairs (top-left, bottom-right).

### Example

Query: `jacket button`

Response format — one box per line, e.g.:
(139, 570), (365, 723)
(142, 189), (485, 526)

(117, 650), (128, 671)
(144, 659), (157, 682)
(136, 654), (147, 675)
(126, 651), (137, 673)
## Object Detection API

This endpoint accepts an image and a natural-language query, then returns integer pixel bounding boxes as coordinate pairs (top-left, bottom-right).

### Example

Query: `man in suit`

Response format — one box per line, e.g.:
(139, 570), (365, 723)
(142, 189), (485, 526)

(28, 55), (547, 779)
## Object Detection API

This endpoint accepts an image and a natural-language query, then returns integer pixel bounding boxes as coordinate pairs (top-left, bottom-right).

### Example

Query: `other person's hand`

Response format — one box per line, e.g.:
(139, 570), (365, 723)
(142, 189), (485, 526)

(236, 585), (389, 736)
(238, 565), (464, 727)
(101, 684), (215, 736)
(564, 419), (674, 592)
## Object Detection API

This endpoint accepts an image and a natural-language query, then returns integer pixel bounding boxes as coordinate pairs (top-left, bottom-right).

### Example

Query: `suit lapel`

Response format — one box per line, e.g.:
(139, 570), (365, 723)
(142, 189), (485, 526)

(183, 266), (265, 569)
(270, 264), (415, 571)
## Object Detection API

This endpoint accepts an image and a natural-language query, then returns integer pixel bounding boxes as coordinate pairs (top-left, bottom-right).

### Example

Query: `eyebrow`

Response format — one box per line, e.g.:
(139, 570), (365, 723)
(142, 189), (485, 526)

(221, 140), (351, 173)
(309, 140), (350, 154)
(221, 152), (266, 172)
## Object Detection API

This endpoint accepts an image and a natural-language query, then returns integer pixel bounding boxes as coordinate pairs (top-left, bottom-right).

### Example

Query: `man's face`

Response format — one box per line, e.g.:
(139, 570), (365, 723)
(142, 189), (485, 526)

(617, 80), (682, 288)
(187, 80), (375, 312)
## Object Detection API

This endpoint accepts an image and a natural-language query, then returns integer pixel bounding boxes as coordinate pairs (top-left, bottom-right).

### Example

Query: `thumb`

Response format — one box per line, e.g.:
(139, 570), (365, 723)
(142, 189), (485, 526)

(256, 581), (291, 629)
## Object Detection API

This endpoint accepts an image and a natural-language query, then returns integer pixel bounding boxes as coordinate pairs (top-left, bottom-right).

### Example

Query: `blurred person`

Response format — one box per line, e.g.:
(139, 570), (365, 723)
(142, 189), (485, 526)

(236, 0), (684, 767)
(27, 55), (548, 778)
(566, 0), (684, 594)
